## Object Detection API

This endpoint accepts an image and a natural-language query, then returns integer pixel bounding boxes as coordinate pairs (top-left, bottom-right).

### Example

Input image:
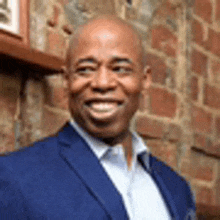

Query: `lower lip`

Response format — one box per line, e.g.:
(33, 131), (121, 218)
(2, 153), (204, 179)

(84, 103), (123, 121)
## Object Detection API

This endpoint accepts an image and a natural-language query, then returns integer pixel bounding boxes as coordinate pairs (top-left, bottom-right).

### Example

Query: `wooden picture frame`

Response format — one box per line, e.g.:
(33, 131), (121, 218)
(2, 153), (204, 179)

(0, 0), (63, 73)
(0, 0), (29, 47)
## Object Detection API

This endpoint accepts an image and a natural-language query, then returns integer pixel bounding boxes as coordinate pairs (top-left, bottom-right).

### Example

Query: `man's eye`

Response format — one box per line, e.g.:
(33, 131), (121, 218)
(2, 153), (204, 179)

(76, 67), (95, 74)
(112, 67), (132, 74)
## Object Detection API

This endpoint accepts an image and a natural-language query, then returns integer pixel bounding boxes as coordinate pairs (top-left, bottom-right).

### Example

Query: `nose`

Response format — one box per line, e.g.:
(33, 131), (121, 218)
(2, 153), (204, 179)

(91, 67), (117, 92)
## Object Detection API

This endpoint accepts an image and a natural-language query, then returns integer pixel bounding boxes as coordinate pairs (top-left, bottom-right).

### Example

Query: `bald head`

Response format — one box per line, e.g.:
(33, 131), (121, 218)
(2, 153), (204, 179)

(66, 15), (145, 70)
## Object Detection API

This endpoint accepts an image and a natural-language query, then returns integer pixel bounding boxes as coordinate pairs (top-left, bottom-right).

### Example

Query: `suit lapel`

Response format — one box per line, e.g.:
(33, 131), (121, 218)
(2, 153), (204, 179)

(138, 153), (180, 220)
(58, 123), (128, 220)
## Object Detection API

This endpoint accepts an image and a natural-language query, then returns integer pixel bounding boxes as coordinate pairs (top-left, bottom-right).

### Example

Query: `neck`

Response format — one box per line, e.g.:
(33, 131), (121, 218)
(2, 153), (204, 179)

(102, 131), (133, 169)
(122, 134), (133, 169)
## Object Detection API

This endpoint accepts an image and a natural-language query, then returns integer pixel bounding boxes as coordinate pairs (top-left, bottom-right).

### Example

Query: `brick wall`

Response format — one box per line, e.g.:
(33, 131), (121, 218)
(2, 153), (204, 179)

(190, 0), (220, 208)
(135, 0), (220, 211)
(1, 0), (220, 213)
(0, 69), (21, 152)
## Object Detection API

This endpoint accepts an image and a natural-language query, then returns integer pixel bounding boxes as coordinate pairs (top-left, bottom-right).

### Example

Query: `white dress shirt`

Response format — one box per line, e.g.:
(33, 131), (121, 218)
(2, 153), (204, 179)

(70, 119), (171, 219)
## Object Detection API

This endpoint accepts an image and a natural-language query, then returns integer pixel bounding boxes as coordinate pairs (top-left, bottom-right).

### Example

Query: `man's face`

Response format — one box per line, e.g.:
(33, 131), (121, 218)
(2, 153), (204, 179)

(67, 19), (148, 144)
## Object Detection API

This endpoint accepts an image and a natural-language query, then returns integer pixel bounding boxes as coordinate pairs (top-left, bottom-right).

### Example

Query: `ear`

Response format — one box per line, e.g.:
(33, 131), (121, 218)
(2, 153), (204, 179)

(142, 65), (152, 90)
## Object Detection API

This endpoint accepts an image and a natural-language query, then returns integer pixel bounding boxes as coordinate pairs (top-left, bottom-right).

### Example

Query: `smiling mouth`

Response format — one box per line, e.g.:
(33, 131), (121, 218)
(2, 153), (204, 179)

(85, 101), (123, 120)
(89, 102), (118, 112)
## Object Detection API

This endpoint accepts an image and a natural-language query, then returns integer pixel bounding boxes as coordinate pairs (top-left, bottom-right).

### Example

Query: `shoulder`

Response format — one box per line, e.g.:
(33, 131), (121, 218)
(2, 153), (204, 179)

(149, 154), (195, 209)
(0, 134), (61, 218)
(0, 134), (59, 171)
(0, 134), (62, 204)
(150, 154), (183, 182)
(150, 154), (191, 192)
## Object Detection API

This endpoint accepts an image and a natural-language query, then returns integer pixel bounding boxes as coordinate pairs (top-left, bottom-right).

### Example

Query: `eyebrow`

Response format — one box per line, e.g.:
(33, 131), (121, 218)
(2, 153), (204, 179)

(110, 56), (133, 65)
(74, 56), (133, 66)
(75, 57), (98, 66)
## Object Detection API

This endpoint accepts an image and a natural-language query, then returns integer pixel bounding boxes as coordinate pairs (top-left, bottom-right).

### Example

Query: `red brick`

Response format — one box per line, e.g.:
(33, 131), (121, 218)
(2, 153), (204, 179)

(138, 91), (150, 112)
(191, 76), (199, 101)
(194, 133), (211, 149)
(181, 159), (214, 182)
(194, 166), (214, 181)
(211, 60), (220, 83)
(196, 186), (214, 205)
(0, 96), (17, 117)
(216, 163), (220, 205)
(191, 49), (208, 75)
(156, 1), (177, 20)
(0, 108), (16, 152)
(151, 26), (177, 57)
(216, 117), (220, 136)
(193, 133), (220, 158)
(146, 54), (167, 85)
(181, 150), (200, 177)
(0, 130), (15, 153)
(204, 84), (220, 109)
(167, 124), (182, 142)
(195, 0), (212, 23)
(149, 87), (177, 118)
(192, 106), (212, 133)
(184, 149), (215, 182)
(136, 116), (165, 139)
(192, 19), (205, 45)
(147, 140), (177, 168)
(215, 0), (220, 21)
(53, 86), (69, 110)
(47, 31), (66, 58)
(42, 107), (69, 138)
(45, 77), (69, 110)
(192, 21), (219, 54)
(210, 143), (220, 157)
(180, 160), (191, 177)
(0, 75), (21, 107)
(0, 75), (21, 153)
(208, 29), (220, 57)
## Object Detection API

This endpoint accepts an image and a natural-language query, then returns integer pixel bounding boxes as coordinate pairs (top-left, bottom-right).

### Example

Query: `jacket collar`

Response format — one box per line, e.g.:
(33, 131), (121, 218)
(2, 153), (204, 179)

(58, 123), (128, 220)
(139, 153), (180, 220)
(69, 118), (149, 161)
(57, 123), (184, 220)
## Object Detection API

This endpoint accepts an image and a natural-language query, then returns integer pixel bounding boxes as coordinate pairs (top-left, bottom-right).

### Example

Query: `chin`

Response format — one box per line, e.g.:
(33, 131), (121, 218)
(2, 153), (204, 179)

(73, 112), (130, 141)
(88, 123), (129, 144)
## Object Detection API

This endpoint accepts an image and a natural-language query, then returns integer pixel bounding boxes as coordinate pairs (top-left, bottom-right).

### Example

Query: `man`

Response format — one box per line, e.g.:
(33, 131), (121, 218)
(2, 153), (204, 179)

(0, 15), (195, 219)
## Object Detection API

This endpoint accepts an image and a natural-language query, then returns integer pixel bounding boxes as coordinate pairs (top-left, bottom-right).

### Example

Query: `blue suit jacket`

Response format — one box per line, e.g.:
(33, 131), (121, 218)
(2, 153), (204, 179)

(0, 123), (196, 219)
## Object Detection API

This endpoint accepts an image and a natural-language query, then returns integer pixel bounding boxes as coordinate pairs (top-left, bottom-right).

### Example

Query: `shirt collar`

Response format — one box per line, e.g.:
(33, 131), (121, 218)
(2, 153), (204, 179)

(69, 118), (148, 160)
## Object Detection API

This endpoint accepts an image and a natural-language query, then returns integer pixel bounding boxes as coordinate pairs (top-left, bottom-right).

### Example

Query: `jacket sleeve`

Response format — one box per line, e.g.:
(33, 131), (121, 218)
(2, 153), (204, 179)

(149, 154), (196, 219)
(0, 158), (30, 219)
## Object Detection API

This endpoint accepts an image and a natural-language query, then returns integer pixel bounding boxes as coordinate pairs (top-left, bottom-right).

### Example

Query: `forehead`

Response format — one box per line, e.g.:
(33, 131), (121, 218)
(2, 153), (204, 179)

(70, 18), (142, 63)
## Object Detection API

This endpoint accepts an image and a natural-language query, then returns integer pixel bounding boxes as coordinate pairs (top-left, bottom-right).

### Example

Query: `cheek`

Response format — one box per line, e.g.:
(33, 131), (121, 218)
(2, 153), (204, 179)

(119, 79), (142, 117)
(68, 77), (90, 95)
(121, 77), (143, 96)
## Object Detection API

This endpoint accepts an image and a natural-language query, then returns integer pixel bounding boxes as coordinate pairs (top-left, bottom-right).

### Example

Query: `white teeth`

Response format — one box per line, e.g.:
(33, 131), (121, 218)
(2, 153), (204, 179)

(90, 102), (117, 112)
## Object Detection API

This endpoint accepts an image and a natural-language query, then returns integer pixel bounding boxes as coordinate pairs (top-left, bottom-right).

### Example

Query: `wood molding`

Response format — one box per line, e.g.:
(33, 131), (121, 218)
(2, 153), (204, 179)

(0, 38), (64, 73)
(0, 0), (64, 73)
